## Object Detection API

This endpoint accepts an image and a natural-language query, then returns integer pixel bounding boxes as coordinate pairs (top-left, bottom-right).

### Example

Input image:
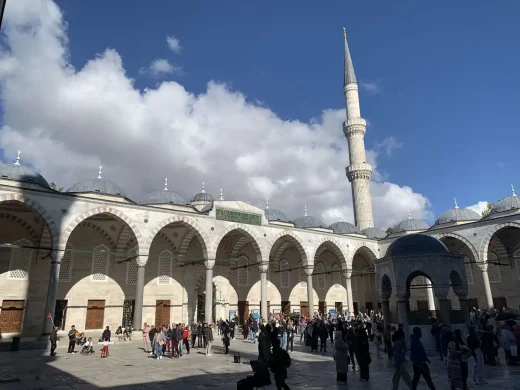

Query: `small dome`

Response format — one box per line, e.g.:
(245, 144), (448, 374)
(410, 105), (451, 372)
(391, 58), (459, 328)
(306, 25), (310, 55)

(362, 227), (387, 239)
(0, 152), (50, 188)
(329, 221), (361, 234)
(435, 206), (480, 225)
(190, 182), (214, 205)
(294, 215), (327, 229)
(67, 178), (126, 197)
(386, 233), (449, 257)
(140, 189), (187, 206)
(264, 208), (289, 222)
(489, 191), (520, 215)
(393, 217), (430, 233)
(200, 201), (214, 213)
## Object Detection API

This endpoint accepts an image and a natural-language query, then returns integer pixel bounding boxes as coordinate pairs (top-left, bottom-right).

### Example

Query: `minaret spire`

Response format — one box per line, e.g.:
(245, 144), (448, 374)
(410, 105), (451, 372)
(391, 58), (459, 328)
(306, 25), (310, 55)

(342, 27), (374, 230)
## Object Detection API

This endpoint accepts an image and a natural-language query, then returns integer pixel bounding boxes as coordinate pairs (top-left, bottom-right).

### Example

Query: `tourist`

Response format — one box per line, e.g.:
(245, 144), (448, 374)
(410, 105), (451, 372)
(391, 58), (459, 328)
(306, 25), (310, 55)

(334, 330), (349, 386)
(286, 322), (294, 353)
(115, 326), (123, 341)
(501, 321), (517, 366)
(100, 339), (110, 358)
(142, 322), (151, 352)
(467, 327), (486, 383)
(153, 326), (166, 360)
(319, 321), (328, 352)
(49, 326), (59, 357)
(410, 327), (436, 390)
(373, 324), (383, 359)
(446, 331), (463, 390)
(346, 327), (357, 371)
(222, 321), (230, 355)
(355, 322), (371, 381)
(190, 322), (198, 348)
(310, 322), (319, 352)
(182, 323), (190, 354)
(205, 323), (214, 356)
(81, 337), (94, 354)
(197, 322), (204, 349)
(258, 324), (272, 362)
(171, 323), (180, 358)
(391, 331), (412, 390)
(384, 324), (393, 359)
(148, 325), (156, 356)
(269, 337), (291, 390)
(67, 325), (77, 354)
(124, 324), (132, 341)
(430, 320), (443, 361)
(440, 325), (453, 364)
(101, 326), (111, 342)
(243, 320), (249, 340)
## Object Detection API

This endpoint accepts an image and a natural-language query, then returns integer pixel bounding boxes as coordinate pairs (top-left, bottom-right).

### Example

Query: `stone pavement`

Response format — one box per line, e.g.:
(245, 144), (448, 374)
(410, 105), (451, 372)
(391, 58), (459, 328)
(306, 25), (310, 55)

(0, 334), (519, 389)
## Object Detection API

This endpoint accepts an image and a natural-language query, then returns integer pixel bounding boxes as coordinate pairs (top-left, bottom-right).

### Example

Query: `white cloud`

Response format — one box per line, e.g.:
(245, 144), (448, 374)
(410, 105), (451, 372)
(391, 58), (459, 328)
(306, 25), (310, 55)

(467, 201), (489, 216)
(374, 136), (404, 157)
(359, 79), (382, 95)
(140, 58), (181, 76)
(0, 0), (432, 229)
(166, 35), (182, 54)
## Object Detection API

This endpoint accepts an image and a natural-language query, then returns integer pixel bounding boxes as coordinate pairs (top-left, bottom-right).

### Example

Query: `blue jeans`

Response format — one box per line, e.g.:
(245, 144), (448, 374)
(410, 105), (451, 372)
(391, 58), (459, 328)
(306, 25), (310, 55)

(281, 334), (287, 349)
(155, 343), (163, 357)
(251, 330), (256, 342)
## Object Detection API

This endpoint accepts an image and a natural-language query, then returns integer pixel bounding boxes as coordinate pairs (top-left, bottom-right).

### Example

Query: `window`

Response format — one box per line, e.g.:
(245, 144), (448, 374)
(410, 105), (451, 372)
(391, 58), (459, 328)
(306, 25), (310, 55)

(299, 261), (305, 288)
(363, 274), (371, 291)
(91, 244), (110, 281)
(59, 244), (73, 282)
(487, 252), (501, 283)
(332, 263), (341, 289)
(238, 256), (249, 286)
(8, 239), (32, 280)
(316, 263), (325, 290)
(464, 256), (473, 285)
(158, 250), (173, 285)
(280, 259), (290, 288)
(126, 247), (138, 285)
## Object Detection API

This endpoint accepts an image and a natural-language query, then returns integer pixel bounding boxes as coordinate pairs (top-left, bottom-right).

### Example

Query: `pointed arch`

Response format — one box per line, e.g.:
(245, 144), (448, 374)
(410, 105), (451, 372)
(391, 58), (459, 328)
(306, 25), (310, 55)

(478, 222), (520, 262)
(435, 232), (479, 261)
(268, 230), (308, 264)
(313, 237), (348, 269)
(211, 224), (265, 261)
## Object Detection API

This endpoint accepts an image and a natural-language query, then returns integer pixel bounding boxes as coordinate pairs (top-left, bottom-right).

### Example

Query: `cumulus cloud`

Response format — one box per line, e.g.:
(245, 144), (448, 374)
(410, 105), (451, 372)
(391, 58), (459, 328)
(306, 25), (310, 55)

(467, 201), (489, 216)
(140, 58), (181, 76)
(359, 79), (382, 95)
(374, 136), (404, 157)
(166, 35), (182, 54)
(0, 0), (432, 228)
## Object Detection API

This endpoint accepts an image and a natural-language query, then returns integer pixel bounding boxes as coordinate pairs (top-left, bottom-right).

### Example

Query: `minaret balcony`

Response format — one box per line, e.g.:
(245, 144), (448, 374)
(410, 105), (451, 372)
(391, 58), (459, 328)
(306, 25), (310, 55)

(343, 119), (367, 137)
(346, 163), (372, 181)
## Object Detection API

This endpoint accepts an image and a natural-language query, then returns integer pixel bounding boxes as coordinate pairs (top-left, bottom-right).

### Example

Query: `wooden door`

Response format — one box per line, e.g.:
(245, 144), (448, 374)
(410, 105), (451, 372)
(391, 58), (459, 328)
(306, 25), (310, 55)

(300, 301), (309, 317)
(335, 302), (343, 314)
(281, 301), (291, 316)
(493, 297), (507, 310)
(85, 300), (105, 330)
(366, 302), (373, 312)
(0, 300), (25, 333)
(319, 301), (326, 315)
(267, 301), (270, 317)
(417, 300), (429, 311)
(353, 302), (359, 315)
(468, 298), (479, 311)
(155, 300), (171, 327)
(238, 301), (249, 324)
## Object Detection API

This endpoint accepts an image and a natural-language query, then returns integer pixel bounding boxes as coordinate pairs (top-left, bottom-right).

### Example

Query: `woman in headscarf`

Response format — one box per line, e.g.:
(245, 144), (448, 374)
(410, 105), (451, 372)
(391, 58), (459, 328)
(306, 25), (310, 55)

(334, 330), (349, 385)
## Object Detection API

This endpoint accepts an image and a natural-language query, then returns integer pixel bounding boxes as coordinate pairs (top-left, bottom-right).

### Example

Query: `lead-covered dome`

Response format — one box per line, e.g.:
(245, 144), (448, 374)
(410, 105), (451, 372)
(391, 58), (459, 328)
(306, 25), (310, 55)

(329, 221), (361, 234)
(264, 201), (289, 222)
(0, 151), (50, 188)
(362, 227), (387, 239)
(386, 233), (449, 257)
(488, 186), (520, 216)
(393, 216), (430, 233)
(434, 199), (480, 225)
(190, 182), (214, 205)
(294, 207), (326, 229)
(140, 179), (187, 206)
(67, 167), (126, 197)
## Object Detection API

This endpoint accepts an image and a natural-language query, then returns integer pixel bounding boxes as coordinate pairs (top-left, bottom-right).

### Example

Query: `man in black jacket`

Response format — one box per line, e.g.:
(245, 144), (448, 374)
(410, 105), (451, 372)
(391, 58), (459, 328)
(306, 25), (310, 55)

(50, 326), (59, 356)
(67, 325), (77, 354)
(205, 323), (214, 356)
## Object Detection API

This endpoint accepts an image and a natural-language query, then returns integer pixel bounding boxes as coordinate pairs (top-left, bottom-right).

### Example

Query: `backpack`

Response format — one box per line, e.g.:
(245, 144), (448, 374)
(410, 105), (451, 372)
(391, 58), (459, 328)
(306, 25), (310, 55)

(183, 328), (189, 339)
(283, 350), (291, 368)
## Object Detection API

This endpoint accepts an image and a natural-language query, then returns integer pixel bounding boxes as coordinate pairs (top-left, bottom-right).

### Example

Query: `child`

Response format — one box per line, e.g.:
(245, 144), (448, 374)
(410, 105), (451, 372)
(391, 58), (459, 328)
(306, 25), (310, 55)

(116, 326), (123, 341)
(101, 340), (109, 358)
(82, 337), (94, 354)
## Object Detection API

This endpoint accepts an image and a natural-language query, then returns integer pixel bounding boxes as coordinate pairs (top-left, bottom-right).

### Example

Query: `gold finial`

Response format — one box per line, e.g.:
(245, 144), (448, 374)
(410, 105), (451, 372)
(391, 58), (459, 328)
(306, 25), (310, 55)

(343, 27), (347, 40)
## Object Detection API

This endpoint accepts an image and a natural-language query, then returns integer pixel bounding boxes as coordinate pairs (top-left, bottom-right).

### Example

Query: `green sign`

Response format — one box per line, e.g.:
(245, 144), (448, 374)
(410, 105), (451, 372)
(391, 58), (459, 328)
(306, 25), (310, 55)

(215, 208), (262, 226)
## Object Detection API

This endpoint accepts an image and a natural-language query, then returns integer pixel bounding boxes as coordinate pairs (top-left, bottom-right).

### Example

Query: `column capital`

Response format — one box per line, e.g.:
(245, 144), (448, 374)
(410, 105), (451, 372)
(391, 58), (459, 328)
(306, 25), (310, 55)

(258, 262), (269, 273)
(204, 259), (215, 270)
(380, 292), (391, 301)
(477, 263), (488, 272)
(304, 265), (314, 277)
(343, 270), (352, 279)
(136, 256), (148, 267)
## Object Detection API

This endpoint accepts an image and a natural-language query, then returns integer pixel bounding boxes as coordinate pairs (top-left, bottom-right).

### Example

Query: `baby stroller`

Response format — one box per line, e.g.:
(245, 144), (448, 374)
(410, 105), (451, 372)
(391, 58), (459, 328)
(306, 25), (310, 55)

(237, 360), (271, 390)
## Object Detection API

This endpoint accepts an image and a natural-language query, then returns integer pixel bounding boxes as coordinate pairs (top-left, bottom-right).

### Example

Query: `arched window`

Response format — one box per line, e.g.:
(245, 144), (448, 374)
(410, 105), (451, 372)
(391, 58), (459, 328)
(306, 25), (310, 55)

(316, 263), (325, 290)
(280, 259), (290, 288)
(126, 247), (138, 285)
(463, 256), (473, 285)
(332, 263), (341, 289)
(238, 256), (249, 286)
(298, 261), (305, 287)
(8, 238), (32, 280)
(59, 244), (74, 282)
(363, 273), (371, 291)
(91, 244), (110, 281)
(158, 250), (173, 285)
(487, 252), (501, 283)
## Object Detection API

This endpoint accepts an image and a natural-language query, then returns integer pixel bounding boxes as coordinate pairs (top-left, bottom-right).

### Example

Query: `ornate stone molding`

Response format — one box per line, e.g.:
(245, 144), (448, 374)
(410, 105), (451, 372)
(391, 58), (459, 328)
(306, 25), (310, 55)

(304, 265), (314, 277)
(346, 169), (372, 181)
(136, 256), (148, 267)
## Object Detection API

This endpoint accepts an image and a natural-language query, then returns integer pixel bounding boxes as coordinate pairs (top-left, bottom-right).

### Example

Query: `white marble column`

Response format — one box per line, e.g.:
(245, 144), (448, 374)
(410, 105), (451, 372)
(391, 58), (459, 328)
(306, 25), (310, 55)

(426, 280), (436, 311)
(305, 266), (315, 316)
(396, 294), (410, 340)
(132, 256), (147, 330)
(205, 265), (214, 324)
(479, 265), (494, 309)
(41, 249), (62, 336)
(343, 271), (354, 316)
(259, 264), (268, 320)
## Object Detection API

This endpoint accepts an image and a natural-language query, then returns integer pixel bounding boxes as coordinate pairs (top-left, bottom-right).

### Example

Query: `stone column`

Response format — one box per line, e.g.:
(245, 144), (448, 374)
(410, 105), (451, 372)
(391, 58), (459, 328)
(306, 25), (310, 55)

(459, 297), (471, 328)
(305, 266), (315, 316)
(259, 263), (268, 320)
(396, 293), (410, 340)
(437, 296), (452, 328)
(205, 264), (214, 324)
(381, 292), (391, 325)
(132, 257), (147, 330)
(426, 279), (436, 311)
(343, 271), (354, 316)
(41, 250), (61, 336)
(479, 265), (494, 309)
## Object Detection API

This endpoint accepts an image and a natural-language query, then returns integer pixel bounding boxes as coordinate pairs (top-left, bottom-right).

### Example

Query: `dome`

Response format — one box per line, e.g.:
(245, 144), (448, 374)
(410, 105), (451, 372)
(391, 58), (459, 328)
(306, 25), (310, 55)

(190, 182), (214, 205)
(386, 233), (449, 257)
(294, 207), (327, 229)
(489, 188), (520, 215)
(264, 207), (289, 222)
(434, 200), (480, 225)
(393, 217), (430, 233)
(362, 227), (387, 239)
(67, 178), (126, 197)
(0, 152), (50, 188)
(140, 187), (187, 206)
(329, 221), (361, 234)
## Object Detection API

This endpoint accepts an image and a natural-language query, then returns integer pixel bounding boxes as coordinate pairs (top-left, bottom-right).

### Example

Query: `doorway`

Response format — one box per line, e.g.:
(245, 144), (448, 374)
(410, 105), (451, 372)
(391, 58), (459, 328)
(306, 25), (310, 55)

(417, 300), (429, 311)
(493, 297), (507, 310)
(154, 300), (171, 327)
(319, 301), (326, 315)
(0, 300), (24, 333)
(54, 300), (68, 330)
(85, 300), (105, 330)
(300, 301), (309, 317)
(335, 302), (343, 313)
(353, 302), (359, 315)
(122, 300), (135, 327)
(238, 301), (249, 324)
(281, 301), (291, 316)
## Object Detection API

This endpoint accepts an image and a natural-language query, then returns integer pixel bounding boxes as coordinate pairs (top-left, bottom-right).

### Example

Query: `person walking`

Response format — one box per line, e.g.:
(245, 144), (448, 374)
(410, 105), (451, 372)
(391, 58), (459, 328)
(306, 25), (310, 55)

(142, 323), (151, 352)
(49, 326), (59, 357)
(410, 327), (436, 390)
(334, 330), (349, 386)
(467, 327), (487, 384)
(205, 323), (214, 356)
(391, 331), (412, 390)
(67, 325), (77, 354)
(355, 323), (371, 381)
(270, 337), (292, 390)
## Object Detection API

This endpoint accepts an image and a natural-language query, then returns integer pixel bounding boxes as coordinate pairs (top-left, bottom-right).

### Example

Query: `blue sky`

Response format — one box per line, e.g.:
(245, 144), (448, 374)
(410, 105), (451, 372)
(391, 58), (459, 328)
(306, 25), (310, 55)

(0, 1), (519, 226)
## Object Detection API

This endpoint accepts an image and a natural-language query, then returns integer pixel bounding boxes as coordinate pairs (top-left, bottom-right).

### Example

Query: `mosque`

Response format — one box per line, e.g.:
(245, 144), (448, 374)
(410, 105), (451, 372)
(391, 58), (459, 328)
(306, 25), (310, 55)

(0, 30), (518, 339)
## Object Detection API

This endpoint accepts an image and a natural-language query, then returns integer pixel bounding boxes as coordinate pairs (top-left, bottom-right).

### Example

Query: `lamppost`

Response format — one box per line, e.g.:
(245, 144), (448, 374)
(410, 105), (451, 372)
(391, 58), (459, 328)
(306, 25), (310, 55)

(0, 1), (6, 29)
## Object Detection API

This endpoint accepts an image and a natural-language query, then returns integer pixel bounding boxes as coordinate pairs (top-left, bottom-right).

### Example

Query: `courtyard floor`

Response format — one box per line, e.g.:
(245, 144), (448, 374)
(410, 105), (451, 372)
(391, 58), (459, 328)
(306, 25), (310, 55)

(0, 334), (519, 389)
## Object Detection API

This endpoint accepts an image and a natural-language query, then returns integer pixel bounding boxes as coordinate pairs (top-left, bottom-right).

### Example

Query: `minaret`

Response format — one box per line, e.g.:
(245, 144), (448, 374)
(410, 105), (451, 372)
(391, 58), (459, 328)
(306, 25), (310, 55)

(342, 27), (374, 230)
